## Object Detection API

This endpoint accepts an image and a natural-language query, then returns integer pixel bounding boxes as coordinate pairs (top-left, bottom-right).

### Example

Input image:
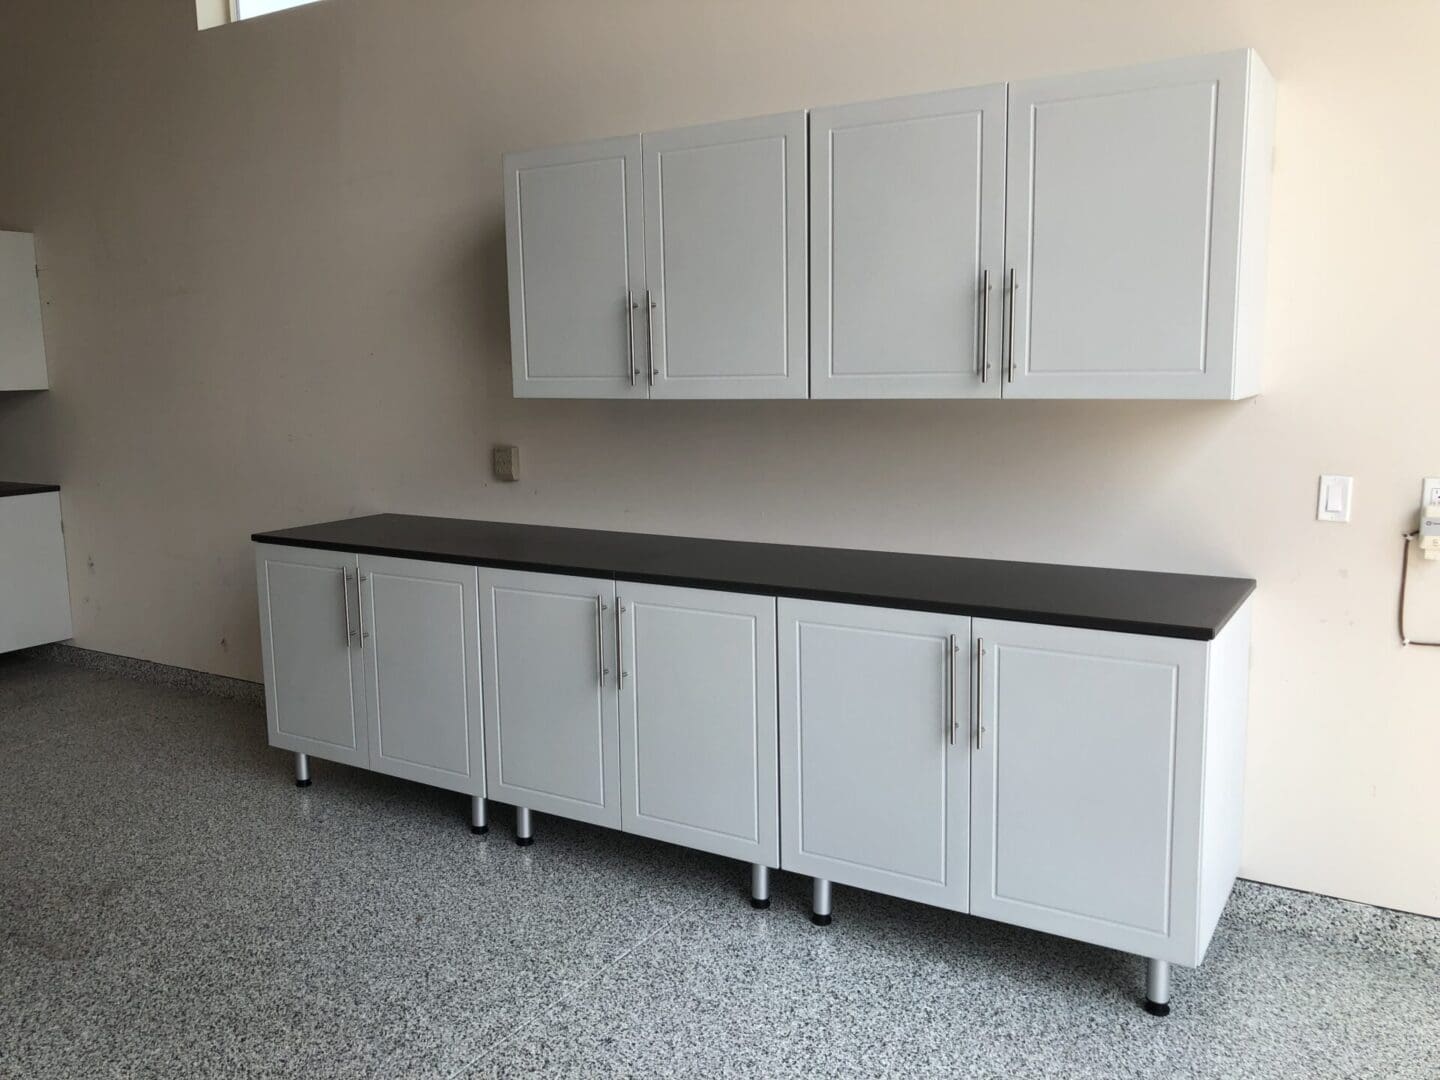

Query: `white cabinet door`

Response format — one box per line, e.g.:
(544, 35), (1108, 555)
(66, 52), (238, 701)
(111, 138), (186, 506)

(504, 136), (647, 399)
(971, 619), (1205, 964)
(358, 556), (484, 797)
(255, 544), (368, 769)
(810, 86), (1006, 398)
(479, 568), (621, 828)
(0, 492), (72, 654)
(779, 600), (970, 912)
(1004, 50), (1270, 398)
(642, 112), (808, 399)
(0, 231), (48, 391)
(617, 583), (778, 866)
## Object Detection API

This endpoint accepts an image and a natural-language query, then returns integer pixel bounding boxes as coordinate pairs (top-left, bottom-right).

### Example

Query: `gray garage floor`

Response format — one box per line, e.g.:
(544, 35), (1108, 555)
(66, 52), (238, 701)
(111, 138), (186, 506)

(1, 652), (1436, 1079)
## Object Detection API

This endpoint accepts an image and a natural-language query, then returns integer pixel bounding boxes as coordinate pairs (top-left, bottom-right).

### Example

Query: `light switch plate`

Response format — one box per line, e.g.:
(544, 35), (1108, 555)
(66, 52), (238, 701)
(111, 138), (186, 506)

(493, 445), (519, 482)
(1317, 475), (1352, 523)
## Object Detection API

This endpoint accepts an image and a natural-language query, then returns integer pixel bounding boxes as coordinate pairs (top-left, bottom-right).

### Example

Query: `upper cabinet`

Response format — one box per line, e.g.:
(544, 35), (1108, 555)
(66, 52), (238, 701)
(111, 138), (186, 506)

(0, 231), (49, 391)
(1004, 50), (1275, 399)
(810, 86), (1007, 399)
(501, 49), (1274, 402)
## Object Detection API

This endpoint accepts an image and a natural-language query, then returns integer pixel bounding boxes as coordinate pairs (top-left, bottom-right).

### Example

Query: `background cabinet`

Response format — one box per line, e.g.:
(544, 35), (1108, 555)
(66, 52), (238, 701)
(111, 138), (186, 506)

(643, 112), (808, 399)
(0, 230), (48, 391)
(1003, 50), (1274, 399)
(503, 136), (647, 400)
(479, 568), (622, 828)
(0, 491), (72, 654)
(778, 599), (971, 912)
(618, 583), (778, 865)
(255, 545), (485, 794)
(970, 619), (1207, 963)
(810, 86), (1006, 398)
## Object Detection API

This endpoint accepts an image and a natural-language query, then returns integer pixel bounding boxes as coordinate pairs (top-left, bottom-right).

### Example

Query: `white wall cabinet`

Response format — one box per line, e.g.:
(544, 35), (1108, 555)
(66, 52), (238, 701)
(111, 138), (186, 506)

(618, 583), (778, 866)
(478, 568), (622, 829)
(0, 491), (72, 654)
(255, 545), (485, 795)
(778, 600), (972, 913)
(0, 231), (49, 391)
(810, 87), (1007, 398)
(1003, 50), (1274, 398)
(504, 49), (1273, 401)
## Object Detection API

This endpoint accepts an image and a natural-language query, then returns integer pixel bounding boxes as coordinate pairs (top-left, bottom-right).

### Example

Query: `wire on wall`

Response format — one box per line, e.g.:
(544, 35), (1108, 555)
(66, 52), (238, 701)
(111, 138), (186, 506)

(1397, 532), (1440, 647)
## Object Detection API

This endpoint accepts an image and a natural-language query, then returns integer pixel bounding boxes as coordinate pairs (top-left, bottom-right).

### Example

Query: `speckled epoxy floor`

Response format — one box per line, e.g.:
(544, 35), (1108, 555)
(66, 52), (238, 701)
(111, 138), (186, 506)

(1, 653), (1436, 1079)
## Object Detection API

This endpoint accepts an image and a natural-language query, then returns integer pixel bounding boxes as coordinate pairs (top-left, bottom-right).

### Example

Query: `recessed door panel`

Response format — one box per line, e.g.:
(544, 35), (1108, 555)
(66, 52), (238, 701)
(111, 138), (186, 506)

(811, 86), (1006, 397)
(504, 136), (647, 398)
(479, 568), (620, 828)
(618, 583), (778, 865)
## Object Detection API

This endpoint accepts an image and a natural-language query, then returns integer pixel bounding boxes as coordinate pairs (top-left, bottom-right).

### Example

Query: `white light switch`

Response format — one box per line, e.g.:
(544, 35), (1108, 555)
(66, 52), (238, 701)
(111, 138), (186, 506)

(1317, 475), (1353, 523)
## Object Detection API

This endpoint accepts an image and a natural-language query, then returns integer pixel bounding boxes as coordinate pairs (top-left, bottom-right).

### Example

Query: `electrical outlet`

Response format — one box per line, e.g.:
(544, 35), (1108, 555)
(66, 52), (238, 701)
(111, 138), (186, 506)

(1424, 477), (1440, 509)
(493, 445), (519, 483)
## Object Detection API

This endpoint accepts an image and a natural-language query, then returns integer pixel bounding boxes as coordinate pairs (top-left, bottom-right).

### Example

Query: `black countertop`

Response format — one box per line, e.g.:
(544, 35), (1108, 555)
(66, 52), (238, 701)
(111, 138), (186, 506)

(0, 482), (60, 498)
(252, 514), (1254, 640)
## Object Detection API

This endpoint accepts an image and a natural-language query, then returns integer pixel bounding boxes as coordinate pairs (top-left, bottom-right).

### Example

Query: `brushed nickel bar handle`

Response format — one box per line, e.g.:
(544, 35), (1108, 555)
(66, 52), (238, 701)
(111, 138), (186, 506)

(358, 571), (370, 641)
(626, 292), (637, 387)
(595, 596), (610, 684)
(617, 599), (628, 683)
(947, 634), (957, 745)
(975, 637), (985, 750)
(1005, 269), (1019, 384)
(978, 270), (991, 383)
(645, 291), (658, 386)
(342, 566), (356, 646)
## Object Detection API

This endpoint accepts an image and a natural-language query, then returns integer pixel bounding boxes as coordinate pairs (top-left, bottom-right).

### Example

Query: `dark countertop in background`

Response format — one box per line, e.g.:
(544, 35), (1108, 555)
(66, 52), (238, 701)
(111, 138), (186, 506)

(253, 514), (1255, 640)
(0, 482), (60, 498)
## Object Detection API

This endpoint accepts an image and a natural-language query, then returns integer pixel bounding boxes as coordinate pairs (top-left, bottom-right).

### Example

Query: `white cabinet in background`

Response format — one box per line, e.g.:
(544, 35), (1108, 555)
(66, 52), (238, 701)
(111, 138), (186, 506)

(478, 568), (622, 829)
(1003, 50), (1275, 399)
(0, 491), (72, 654)
(503, 136), (647, 400)
(778, 600), (972, 913)
(970, 610), (1251, 966)
(0, 231), (48, 391)
(617, 583), (778, 866)
(810, 86), (1007, 398)
(643, 112), (808, 399)
(255, 545), (485, 797)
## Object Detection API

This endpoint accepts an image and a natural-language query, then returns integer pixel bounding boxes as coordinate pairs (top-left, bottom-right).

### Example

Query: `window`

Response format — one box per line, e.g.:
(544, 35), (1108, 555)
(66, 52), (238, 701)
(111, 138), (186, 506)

(196, 0), (329, 30)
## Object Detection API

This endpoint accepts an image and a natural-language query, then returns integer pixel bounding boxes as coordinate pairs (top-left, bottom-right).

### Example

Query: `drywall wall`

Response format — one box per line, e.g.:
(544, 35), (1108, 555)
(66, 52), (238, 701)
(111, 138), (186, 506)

(1, 0), (1437, 917)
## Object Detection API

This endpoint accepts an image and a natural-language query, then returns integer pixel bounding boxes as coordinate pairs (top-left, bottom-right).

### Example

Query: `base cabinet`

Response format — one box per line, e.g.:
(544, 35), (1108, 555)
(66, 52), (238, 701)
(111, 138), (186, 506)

(619, 583), (778, 866)
(778, 600), (972, 912)
(0, 491), (72, 655)
(255, 545), (484, 795)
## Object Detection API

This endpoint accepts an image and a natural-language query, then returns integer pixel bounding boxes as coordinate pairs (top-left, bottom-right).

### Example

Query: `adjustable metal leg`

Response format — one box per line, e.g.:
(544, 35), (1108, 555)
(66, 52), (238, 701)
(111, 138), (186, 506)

(1144, 958), (1172, 1016)
(750, 864), (771, 910)
(294, 753), (311, 788)
(515, 806), (534, 847)
(811, 878), (832, 926)
(470, 796), (488, 835)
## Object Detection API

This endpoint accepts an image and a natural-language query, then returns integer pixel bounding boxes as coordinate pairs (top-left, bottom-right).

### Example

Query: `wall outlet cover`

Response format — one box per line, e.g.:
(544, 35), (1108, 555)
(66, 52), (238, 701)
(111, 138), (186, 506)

(493, 445), (519, 482)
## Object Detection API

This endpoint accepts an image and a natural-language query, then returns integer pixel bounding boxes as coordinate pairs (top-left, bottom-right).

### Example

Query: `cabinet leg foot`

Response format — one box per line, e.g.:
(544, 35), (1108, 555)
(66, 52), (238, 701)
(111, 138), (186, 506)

(811, 878), (832, 926)
(470, 796), (487, 835)
(1144, 958), (1171, 1016)
(515, 806), (534, 847)
(750, 864), (770, 909)
(294, 753), (311, 788)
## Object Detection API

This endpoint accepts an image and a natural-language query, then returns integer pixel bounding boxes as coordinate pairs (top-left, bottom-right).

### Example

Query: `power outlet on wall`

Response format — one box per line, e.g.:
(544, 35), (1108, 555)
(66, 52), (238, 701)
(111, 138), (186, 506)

(1423, 477), (1440, 509)
(493, 445), (520, 483)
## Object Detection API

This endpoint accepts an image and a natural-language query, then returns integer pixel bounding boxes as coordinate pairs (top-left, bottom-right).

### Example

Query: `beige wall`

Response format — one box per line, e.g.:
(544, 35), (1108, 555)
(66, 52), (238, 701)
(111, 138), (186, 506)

(1, 0), (1437, 917)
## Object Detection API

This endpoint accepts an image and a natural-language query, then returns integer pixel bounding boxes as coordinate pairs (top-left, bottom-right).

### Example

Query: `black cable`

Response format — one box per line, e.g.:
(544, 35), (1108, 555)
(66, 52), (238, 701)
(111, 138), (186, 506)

(1398, 532), (1440, 647)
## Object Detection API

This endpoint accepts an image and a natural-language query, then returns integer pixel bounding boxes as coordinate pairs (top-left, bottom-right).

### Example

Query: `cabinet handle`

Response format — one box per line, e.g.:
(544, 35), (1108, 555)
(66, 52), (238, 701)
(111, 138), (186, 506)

(645, 291), (658, 386)
(342, 567), (356, 646)
(977, 270), (991, 383)
(975, 637), (985, 750)
(947, 634), (958, 745)
(358, 573), (370, 640)
(616, 600), (629, 683)
(1005, 269), (1019, 384)
(595, 596), (610, 684)
(626, 292), (638, 387)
